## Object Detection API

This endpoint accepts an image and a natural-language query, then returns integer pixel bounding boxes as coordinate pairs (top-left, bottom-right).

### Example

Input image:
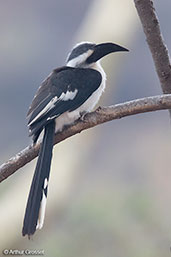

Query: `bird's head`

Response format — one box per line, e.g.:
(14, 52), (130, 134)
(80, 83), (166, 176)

(66, 41), (128, 68)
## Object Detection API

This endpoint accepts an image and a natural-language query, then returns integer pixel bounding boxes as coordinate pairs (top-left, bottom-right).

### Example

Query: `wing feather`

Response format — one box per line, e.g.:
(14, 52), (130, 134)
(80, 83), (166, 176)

(28, 66), (102, 137)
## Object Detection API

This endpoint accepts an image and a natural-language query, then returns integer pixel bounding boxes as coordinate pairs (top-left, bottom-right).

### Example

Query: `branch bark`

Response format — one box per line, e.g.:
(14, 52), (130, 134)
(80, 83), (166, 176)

(134, 0), (171, 94)
(0, 94), (171, 183)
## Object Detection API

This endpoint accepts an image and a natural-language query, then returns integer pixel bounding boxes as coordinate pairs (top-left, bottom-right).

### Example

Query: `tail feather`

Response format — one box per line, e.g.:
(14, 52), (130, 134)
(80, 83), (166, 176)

(22, 120), (55, 237)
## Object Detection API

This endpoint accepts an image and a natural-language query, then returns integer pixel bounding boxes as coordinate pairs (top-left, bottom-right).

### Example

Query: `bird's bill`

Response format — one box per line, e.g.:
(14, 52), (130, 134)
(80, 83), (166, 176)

(87, 42), (129, 63)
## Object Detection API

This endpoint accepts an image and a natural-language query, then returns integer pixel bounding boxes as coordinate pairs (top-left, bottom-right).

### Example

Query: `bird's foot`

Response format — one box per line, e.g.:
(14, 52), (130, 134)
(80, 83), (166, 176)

(96, 106), (102, 111)
(80, 111), (88, 122)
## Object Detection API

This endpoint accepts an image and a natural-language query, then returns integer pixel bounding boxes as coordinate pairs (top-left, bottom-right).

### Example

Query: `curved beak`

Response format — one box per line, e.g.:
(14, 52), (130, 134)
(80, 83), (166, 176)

(87, 42), (129, 63)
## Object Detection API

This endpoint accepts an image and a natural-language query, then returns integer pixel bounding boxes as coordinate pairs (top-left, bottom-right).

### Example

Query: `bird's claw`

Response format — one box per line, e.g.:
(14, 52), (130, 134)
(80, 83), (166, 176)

(96, 106), (102, 111)
(80, 112), (87, 122)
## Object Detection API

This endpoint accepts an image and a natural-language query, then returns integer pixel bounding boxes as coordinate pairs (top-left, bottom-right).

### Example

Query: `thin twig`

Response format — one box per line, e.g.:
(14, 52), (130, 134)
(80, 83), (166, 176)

(0, 94), (171, 183)
(134, 0), (171, 94)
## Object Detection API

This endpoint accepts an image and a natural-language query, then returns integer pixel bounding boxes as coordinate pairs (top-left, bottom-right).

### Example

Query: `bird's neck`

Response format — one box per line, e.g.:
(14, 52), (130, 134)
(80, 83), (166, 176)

(90, 61), (107, 82)
(66, 60), (106, 82)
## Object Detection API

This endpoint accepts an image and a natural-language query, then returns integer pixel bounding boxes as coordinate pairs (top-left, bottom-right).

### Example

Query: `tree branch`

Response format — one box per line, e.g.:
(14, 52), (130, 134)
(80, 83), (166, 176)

(1, 94), (171, 183)
(134, 0), (171, 94)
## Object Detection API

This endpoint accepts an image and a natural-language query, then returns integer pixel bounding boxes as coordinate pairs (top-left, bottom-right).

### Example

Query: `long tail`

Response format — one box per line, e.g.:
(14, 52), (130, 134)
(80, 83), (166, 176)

(22, 120), (55, 238)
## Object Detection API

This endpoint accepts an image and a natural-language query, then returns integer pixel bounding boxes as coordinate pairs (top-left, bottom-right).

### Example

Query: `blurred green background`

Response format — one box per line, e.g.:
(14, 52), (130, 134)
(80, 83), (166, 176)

(1, 0), (171, 256)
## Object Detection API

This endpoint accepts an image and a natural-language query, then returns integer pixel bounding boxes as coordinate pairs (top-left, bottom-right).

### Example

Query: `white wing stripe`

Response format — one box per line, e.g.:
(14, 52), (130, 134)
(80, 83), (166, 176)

(60, 89), (78, 101)
(28, 89), (78, 126)
(28, 96), (58, 126)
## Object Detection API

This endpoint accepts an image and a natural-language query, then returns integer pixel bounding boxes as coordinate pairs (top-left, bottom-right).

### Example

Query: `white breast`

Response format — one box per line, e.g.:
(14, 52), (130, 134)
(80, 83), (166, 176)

(78, 61), (106, 112)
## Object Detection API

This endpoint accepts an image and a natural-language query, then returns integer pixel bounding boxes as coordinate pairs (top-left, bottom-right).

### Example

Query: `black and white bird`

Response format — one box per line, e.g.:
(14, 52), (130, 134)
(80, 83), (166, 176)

(22, 41), (128, 237)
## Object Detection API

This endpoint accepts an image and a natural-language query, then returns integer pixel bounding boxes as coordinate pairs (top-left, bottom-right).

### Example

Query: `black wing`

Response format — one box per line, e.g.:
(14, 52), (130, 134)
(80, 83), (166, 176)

(27, 66), (102, 137)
